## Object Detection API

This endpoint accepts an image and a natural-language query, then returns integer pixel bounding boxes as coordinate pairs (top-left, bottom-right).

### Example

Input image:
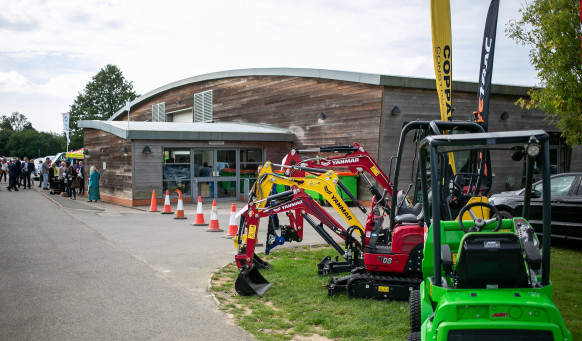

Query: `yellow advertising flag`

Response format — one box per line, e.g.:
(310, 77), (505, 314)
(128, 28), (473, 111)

(430, 0), (452, 121)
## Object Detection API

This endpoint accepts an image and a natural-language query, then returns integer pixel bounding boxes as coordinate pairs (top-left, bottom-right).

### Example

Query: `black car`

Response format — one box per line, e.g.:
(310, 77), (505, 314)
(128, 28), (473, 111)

(489, 172), (582, 240)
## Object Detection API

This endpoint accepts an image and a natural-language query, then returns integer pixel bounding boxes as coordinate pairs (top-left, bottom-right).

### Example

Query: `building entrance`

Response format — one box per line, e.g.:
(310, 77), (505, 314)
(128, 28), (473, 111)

(163, 147), (264, 201)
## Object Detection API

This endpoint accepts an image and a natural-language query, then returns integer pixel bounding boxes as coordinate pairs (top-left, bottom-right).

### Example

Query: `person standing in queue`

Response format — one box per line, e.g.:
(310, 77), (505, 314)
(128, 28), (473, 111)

(87, 166), (100, 202)
(0, 158), (7, 183)
(66, 162), (77, 200)
(21, 157), (32, 189)
(7, 158), (18, 191)
(58, 161), (66, 196)
(78, 161), (85, 196)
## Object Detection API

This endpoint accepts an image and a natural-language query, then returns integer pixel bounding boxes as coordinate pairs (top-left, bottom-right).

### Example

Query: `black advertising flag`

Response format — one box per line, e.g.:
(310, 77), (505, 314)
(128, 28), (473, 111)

(477, 0), (499, 196)
(476, 0), (499, 132)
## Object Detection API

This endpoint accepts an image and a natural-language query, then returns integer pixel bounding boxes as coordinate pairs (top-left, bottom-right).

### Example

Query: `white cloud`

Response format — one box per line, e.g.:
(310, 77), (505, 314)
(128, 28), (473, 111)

(0, 69), (92, 99)
(0, 70), (32, 92)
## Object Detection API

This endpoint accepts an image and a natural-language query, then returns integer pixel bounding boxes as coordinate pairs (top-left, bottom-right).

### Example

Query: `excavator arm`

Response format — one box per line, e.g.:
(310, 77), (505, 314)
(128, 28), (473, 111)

(234, 186), (364, 296)
(247, 161), (365, 231)
(281, 142), (393, 198)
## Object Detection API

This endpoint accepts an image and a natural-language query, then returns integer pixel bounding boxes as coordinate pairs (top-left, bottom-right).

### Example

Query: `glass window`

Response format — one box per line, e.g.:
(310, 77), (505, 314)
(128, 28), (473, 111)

(550, 175), (575, 196)
(218, 180), (237, 198)
(217, 150), (236, 172)
(240, 149), (263, 192)
(164, 149), (190, 164)
(163, 180), (191, 196)
(163, 148), (191, 196)
(196, 181), (214, 199)
(194, 150), (214, 177)
(240, 149), (263, 170)
(534, 175), (575, 198)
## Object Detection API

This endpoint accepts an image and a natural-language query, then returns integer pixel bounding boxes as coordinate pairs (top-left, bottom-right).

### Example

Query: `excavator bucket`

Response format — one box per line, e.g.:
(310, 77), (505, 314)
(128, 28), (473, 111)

(235, 265), (272, 296)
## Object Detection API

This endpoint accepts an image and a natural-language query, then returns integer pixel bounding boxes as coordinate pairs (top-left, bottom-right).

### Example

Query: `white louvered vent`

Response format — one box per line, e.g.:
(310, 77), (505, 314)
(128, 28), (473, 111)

(194, 90), (213, 122)
(152, 102), (165, 122)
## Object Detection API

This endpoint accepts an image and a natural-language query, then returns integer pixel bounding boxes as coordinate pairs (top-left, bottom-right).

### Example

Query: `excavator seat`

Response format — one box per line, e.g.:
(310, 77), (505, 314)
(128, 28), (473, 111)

(453, 233), (529, 289)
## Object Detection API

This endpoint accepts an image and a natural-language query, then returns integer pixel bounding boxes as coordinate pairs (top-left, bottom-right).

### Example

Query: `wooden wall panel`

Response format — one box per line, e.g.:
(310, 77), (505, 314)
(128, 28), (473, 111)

(84, 129), (133, 199)
(121, 76), (383, 156)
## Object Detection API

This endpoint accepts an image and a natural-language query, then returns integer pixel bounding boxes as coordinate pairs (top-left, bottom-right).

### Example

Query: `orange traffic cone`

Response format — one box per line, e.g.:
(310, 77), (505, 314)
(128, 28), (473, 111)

(174, 190), (187, 219)
(192, 196), (207, 226)
(149, 189), (159, 212)
(206, 200), (223, 232)
(161, 190), (173, 214)
(223, 203), (238, 238)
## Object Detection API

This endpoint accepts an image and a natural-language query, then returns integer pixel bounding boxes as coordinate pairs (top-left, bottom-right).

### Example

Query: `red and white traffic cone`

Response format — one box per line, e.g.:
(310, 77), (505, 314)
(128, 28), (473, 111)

(174, 190), (187, 219)
(161, 190), (173, 214)
(223, 203), (238, 238)
(148, 189), (159, 212)
(192, 196), (207, 226)
(206, 199), (223, 232)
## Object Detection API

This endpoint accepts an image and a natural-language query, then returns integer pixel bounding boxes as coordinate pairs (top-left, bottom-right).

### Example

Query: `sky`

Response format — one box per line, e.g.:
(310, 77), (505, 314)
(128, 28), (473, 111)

(0, 0), (536, 134)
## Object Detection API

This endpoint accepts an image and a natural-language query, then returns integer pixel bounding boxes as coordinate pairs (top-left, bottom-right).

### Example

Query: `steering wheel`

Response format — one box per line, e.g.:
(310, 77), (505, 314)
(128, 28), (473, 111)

(449, 180), (465, 207)
(458, 202), (502, 233)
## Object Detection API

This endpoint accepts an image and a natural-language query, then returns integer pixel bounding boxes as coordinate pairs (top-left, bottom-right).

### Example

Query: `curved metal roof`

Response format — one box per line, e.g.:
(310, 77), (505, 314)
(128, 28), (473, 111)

(109, 67), (531, 121)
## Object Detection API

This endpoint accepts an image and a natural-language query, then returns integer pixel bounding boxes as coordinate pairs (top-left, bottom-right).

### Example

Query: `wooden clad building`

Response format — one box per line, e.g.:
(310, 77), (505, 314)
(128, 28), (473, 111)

(78, 68), (582, 207)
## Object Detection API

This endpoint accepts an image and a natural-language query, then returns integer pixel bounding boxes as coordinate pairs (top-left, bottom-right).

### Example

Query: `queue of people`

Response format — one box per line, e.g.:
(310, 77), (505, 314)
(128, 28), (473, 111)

(1, 157), (99, 201)
(2, 156), (35, 192)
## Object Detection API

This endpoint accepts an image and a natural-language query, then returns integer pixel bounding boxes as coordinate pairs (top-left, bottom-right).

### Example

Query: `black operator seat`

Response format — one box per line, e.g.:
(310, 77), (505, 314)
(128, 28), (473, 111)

(454, 233), (530, 289)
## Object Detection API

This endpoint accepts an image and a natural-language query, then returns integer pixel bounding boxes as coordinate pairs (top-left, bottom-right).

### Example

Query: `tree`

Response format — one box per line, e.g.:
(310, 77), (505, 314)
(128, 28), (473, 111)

(0, 112), (34, 132)
(69, 64), (138, 148)
(1, 129), (64, 157)
(506, 0), (582, 146)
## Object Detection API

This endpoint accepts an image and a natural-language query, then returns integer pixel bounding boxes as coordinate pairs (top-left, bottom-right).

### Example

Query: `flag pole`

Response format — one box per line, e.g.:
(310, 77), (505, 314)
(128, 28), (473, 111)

(126, 101), (130, 138)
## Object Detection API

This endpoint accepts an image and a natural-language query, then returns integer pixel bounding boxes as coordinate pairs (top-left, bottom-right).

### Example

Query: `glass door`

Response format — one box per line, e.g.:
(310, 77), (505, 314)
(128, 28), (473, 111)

(193, 149), (238, 200)
(193, 150), (214, 199)
(216, 150), (237, 199)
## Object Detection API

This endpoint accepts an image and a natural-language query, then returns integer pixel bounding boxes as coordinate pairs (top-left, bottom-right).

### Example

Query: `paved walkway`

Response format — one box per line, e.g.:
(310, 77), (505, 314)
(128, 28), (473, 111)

(0, 185), (362, 340)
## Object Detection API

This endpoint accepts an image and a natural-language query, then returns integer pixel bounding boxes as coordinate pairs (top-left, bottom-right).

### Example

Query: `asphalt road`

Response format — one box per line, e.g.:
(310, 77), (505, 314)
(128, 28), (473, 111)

(0, 184), (360, 340)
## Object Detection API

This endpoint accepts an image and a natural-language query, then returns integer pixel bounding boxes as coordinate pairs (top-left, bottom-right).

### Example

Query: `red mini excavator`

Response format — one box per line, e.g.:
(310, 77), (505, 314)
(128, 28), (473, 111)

(234, 185), (365, 296)
(285, 121), (486, 300)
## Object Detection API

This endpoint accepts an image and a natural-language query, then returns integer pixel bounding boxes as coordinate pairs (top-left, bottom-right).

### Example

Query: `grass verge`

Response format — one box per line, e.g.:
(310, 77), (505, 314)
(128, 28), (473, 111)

(210, 244), (582, 340)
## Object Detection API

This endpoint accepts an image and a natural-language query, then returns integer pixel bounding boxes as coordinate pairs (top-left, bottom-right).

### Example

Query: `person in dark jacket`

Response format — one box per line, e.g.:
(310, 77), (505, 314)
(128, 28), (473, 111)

(21, 157), (33, 189)
(78, 161), (85, 195)
(7, 158), (19, 191)
(14, 158), (22, 188)
(66, 162), (77, 200)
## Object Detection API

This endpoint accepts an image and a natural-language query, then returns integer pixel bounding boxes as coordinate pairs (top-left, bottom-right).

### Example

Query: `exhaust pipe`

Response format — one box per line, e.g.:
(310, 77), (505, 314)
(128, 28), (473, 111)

(235, 265), (272, 297)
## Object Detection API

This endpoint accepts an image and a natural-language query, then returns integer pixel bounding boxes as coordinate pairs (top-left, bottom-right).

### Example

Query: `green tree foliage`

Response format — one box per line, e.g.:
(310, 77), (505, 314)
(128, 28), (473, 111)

(68, 64), (138, 149)
(5, 130), (64, 158)
(0, 113), (65, 157)
(0, 112), (34, 132)
(507, 0), (582, 146)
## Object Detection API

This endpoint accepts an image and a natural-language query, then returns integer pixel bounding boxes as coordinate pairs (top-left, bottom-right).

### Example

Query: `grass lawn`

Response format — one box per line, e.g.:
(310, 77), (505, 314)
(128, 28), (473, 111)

(210, 244), (582, 340)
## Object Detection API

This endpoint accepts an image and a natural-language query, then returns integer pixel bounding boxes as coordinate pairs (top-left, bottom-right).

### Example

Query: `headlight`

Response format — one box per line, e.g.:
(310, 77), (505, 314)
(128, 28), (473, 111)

(488, 198), (495, 206)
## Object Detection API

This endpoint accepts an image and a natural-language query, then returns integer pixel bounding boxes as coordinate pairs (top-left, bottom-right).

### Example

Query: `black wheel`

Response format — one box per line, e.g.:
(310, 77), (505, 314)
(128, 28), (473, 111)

(496, 209), (514, 220)
(458, 201), (502, 233)
(409, 290), (421, 332)
(407, 332), (421, 341)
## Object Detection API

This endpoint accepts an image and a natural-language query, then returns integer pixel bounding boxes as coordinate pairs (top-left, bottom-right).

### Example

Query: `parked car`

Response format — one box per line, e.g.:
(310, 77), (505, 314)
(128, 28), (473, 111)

(489, 172), (582, 240)
(51, 152), (67, 164)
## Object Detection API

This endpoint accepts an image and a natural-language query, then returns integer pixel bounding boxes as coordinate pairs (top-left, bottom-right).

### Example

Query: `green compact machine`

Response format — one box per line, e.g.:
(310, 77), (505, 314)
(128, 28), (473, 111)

(408, 130), (571, 341)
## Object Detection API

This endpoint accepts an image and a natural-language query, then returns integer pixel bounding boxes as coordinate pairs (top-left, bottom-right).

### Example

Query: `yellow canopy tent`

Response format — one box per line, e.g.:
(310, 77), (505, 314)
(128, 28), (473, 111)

(66, 148), (84, 159)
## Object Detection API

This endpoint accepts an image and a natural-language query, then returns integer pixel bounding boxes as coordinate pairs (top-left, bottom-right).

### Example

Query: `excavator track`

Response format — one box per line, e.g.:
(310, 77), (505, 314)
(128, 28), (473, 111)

(328, 270), (422, 301)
